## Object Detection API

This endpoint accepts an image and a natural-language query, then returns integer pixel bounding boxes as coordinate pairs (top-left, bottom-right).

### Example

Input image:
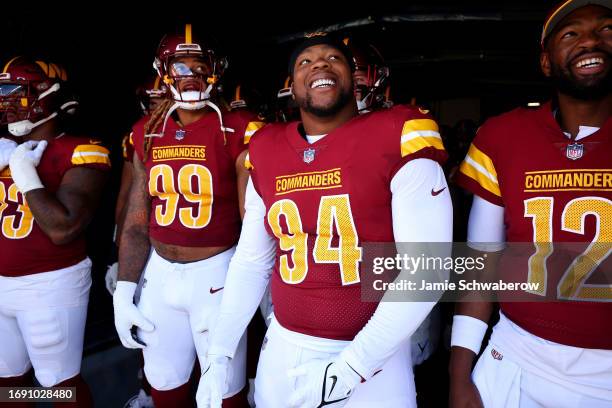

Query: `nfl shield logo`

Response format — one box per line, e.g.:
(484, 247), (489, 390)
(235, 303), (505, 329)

(175, 129), (186, 140)
(566, 143), (583, 160)
(303, 148), (315, 164)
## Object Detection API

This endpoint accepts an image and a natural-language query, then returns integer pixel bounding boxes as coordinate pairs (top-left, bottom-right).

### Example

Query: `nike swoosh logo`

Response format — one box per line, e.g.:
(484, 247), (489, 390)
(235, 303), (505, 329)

(418, 340), (428, 353)
(431, 187), (446, 196)
(321, 363), (350, 405)
(328, 375), (338, 398)
(209, 287), (224, 294)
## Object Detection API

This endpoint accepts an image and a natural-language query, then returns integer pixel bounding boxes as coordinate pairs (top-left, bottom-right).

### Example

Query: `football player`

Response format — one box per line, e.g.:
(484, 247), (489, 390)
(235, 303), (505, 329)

(0, 56), (111, 407)
(113, 24), (264, 408)
(450, 1), (612, 407)
(197, 33), (452, 408)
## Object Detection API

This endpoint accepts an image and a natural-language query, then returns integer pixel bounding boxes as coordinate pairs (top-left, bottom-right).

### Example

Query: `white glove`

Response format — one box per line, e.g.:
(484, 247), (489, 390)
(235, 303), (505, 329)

(0, 138), (17, 170)
(113, 281), (154, 349)
(8, 140), (48, 193)
(105, 262), (119, 295)
(287, 356), (362, 408)
(196, 354), (230, 408)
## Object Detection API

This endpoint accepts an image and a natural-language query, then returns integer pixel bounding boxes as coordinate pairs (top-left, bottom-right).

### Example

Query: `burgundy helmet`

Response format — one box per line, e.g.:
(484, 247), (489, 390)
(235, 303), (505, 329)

(153, 24), (227, 108)
(136, 75), (168, 115)
(0, 56), (62, 136)
(344, 37), (390, 113)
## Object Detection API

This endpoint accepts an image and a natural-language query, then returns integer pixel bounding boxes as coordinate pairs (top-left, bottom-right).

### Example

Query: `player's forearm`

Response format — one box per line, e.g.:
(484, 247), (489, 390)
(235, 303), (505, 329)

(118, 158), (151, 283)
(449, 301), (493, 380)
(118, 223), (150, 283)
(342, 300), (436, 379)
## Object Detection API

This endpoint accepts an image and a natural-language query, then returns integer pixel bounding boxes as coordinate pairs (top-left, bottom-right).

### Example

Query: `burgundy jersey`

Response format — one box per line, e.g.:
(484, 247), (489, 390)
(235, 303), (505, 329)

(0, 136), (111, 277)
(132, 109), (264, 247)
(457, 102), (612, 349)
(248, 105), (447, 340)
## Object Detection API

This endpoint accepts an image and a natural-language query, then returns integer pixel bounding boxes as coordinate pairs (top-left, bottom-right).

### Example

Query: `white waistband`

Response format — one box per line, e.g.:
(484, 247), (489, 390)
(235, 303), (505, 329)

(490, 311), (612, 400)
(270, 316), (350, 354)
(0, 257), (91, 283)
(150, 246), (236, 272)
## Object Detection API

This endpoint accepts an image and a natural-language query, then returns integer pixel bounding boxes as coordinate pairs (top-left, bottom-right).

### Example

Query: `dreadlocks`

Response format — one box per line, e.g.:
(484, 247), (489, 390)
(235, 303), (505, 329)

(143, 98), (174, 161)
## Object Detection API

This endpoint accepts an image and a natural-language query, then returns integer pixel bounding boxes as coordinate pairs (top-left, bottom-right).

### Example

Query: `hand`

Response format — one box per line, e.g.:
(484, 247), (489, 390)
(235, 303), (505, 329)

(287, 357), (362, 408)
(449, 377), (484, 408)
(113, 281), (154, 349)
(196, 355), (230, 408)
(0, 138), (17, 170)
(8, 140), (48, 193)
(105, 262), (119, 295)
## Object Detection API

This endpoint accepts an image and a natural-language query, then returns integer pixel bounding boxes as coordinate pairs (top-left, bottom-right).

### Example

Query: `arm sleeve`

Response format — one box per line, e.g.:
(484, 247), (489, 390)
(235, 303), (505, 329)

(467, 195), (505, 251)
(208, 177), (276, 358)
(341, 158), (453, 378)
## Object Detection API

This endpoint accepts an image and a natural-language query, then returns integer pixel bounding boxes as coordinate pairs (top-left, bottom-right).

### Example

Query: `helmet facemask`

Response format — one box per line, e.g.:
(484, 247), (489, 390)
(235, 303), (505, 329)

(0, 72), (60, 137)
(354, 64), (389, 114)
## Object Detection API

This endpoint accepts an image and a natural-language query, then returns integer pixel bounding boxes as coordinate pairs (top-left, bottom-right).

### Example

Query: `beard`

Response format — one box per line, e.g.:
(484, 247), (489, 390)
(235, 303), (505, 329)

(550, 51), (612, 100)
(295, 85), (354, 117)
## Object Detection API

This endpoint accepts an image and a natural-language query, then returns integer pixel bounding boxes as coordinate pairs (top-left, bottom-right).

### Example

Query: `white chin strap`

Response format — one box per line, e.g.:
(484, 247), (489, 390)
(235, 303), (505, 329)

(356, 99), (370, 114)
(169, 84), (214, 111)
(145, 99), (228, 142)
(8, 112), (58, 137)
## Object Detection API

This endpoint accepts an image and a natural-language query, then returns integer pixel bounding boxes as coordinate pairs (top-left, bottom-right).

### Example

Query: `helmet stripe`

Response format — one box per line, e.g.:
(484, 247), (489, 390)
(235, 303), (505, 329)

(185, 24), (192, 44)
(234, 85), (241, 102)
(2, 56), (22, 74)
(154, 76), (161, 90)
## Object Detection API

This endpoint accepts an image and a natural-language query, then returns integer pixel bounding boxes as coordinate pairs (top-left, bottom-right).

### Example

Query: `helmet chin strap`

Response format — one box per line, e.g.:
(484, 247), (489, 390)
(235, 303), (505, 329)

(168, 83), (214, 111)
(145, 96), (228, 144)
(8, 112), (58, 137)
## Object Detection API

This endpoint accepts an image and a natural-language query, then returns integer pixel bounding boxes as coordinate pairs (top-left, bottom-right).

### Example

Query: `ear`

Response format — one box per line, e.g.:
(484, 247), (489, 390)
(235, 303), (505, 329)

(540, 51), (552, 77)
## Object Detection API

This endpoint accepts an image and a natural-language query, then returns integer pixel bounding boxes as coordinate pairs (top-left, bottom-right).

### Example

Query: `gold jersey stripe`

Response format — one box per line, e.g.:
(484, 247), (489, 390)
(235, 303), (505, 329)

(401, 136), (445, 157)
(401, 118), (439, 135)
(460, 159), (502, 197)
(244, 121), (266, 144)
(465, 144), (498, 180)
(74, 144), (110, 155)
(72, 152), (111, 166)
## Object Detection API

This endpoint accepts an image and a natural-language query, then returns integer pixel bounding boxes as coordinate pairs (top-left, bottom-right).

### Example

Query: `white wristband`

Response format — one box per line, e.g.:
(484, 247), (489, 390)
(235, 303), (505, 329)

(451, 315), (488, 355)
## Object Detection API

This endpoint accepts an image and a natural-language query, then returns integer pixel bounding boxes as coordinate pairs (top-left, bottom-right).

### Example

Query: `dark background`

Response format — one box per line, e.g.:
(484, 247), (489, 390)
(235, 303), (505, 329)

(1, 1), (561, 405)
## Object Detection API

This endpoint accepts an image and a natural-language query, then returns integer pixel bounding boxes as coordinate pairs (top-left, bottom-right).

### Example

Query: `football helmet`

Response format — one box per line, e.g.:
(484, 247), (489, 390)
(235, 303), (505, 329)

(0, 56), (62, 136)
(35, 60), (79, 116)
(343, 37), (390, 113)
(276, 76), (299, 122)
(136, 76), (167, 115)
(153, 24), (227, 110)
(229, 84), (247, 110)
